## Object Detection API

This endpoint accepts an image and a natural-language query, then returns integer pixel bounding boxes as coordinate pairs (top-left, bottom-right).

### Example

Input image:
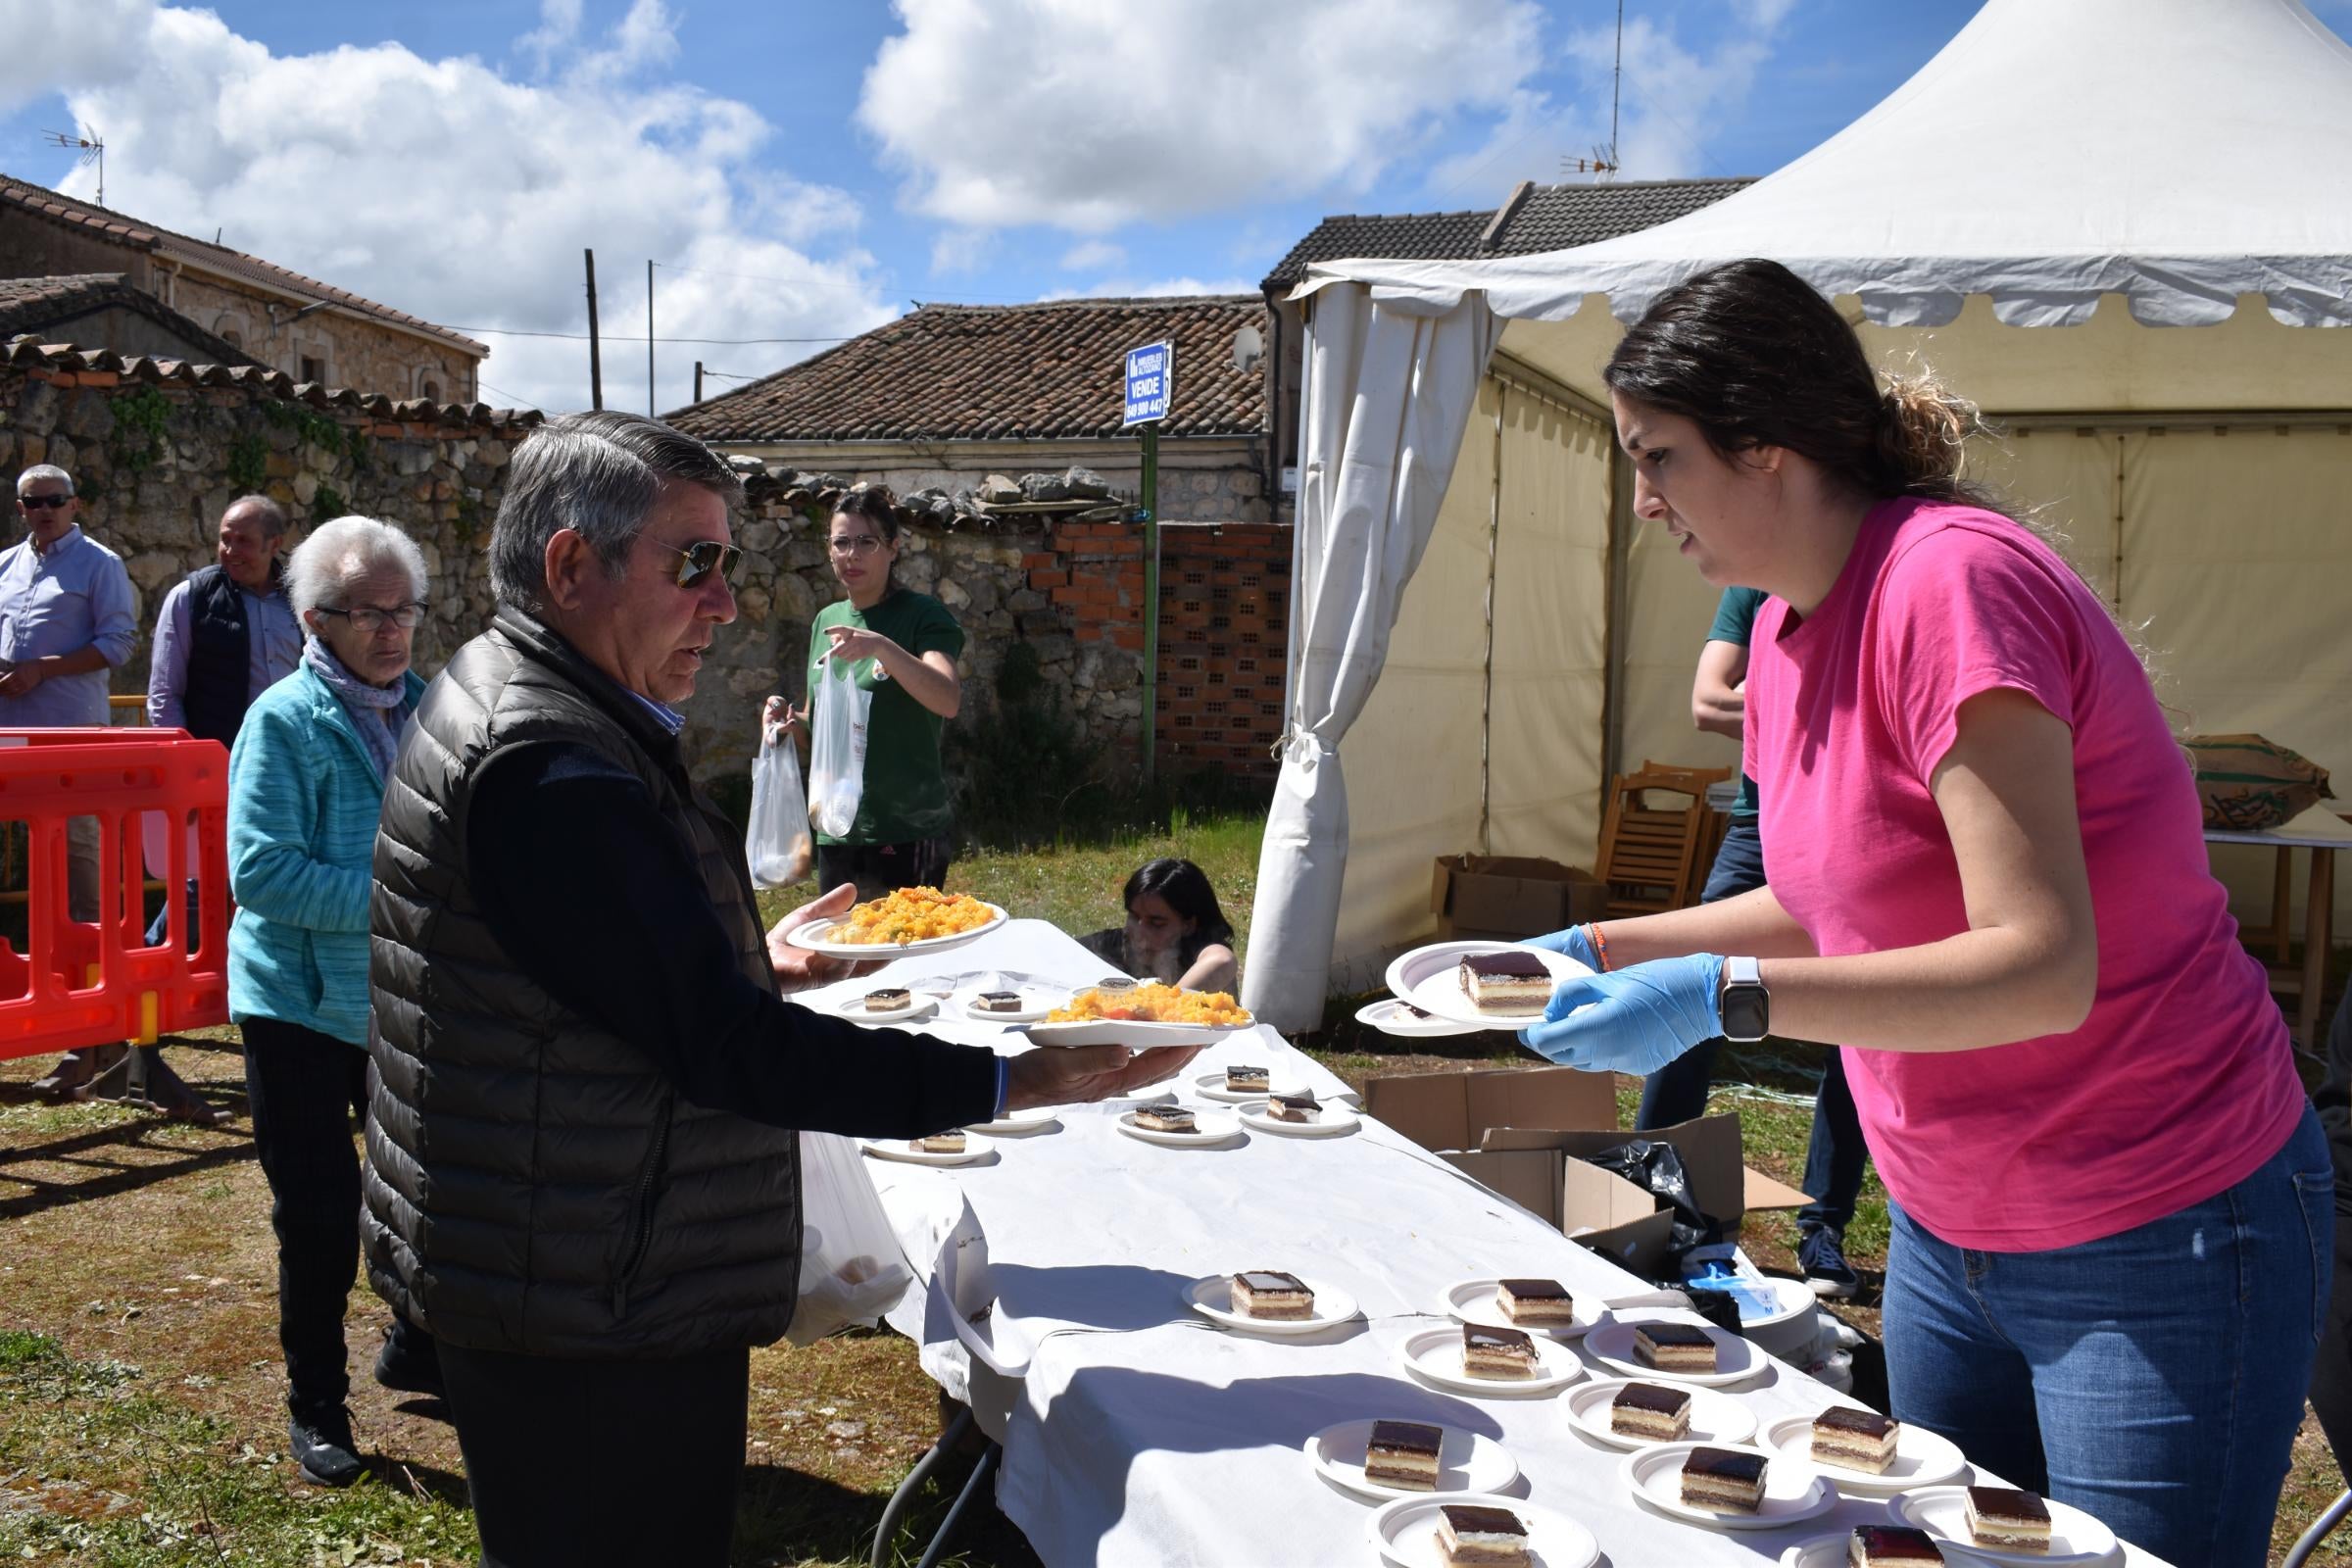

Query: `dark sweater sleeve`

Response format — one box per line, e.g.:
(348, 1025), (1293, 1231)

(465, 740), (997, 1138)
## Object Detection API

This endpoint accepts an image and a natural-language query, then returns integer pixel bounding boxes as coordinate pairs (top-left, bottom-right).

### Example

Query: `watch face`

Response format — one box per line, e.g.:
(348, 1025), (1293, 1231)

(1722, 985), (1769, 1041)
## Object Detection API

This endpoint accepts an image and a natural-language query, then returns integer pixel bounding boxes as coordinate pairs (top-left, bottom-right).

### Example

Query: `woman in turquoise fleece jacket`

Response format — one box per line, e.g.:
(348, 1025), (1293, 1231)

(225, 514), (436, 1489)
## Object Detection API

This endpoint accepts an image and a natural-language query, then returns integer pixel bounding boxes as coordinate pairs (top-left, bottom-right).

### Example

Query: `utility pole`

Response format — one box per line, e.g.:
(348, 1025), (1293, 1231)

(584, 249), (604, 411)
(1611, 0), (1624, 171)
(647, 260), (656, 416)
(1140, 424), (1160, 786)
(694, 361), (704, 403)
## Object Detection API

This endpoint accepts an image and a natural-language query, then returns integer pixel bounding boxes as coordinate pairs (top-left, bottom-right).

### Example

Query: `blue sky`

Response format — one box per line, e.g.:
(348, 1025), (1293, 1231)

(5, 0), (2345, 414)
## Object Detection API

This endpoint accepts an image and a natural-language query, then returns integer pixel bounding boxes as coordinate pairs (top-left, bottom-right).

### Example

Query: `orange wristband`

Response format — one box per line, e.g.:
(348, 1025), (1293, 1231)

(1587, 922), (1610, 972)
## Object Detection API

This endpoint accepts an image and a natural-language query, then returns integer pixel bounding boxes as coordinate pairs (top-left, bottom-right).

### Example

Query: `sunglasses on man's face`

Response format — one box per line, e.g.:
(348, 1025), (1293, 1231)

(654, 537), (743, 589)
(18, 494), (72, 512)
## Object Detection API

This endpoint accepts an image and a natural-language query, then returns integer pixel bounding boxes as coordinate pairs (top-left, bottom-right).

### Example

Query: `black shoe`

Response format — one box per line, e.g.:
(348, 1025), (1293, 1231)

(1799, 1227), (1861, 1299)
(372, 1330), (443, 1398)
(288, 1405), (365, 1488)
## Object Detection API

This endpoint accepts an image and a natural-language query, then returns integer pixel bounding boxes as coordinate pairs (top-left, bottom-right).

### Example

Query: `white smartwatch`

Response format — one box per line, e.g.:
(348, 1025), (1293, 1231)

(1720, 956), (1769, 1043)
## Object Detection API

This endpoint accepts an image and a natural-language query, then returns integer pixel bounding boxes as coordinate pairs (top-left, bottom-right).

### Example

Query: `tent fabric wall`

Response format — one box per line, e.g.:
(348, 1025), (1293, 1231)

(1241, 287), (1499, 1031)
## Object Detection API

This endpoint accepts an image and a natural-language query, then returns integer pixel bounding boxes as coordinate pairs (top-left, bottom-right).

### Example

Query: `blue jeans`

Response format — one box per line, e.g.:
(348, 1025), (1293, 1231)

(1883, 1107), (2330, 1568)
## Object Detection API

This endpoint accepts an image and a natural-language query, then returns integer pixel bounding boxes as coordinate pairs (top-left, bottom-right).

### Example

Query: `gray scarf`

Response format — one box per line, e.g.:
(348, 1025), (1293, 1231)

(304, 635), (407, 782)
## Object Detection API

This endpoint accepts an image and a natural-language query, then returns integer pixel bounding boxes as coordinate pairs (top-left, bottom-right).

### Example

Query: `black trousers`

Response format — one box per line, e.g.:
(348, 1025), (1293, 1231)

(241, 1015), (429, 1415)
(817, 834), (954, 904)
(439, 1341), (750, 1568)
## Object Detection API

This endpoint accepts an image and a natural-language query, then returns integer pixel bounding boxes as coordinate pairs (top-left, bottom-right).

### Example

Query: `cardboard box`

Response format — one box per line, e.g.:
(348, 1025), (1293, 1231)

(1429, 855), (1607, 943)
(1363, 1065), (1810, 1279)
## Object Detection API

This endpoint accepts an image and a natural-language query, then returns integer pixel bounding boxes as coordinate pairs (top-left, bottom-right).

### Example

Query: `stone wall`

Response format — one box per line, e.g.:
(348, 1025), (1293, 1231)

(722, 434), (1275, 524)
(0, 349), (1290, 814)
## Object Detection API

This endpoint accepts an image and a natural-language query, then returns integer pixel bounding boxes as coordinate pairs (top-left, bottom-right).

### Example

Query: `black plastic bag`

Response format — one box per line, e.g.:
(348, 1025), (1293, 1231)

(1579, 1139), (1726, 1269)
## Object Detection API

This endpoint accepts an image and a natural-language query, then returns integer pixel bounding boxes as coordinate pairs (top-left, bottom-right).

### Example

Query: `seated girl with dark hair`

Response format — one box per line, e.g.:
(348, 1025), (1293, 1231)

(1077, 858), (1237, 993)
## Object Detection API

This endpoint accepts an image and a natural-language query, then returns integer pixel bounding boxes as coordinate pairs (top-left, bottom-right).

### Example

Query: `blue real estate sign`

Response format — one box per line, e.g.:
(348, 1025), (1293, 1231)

(1122, 341), (1173, 426)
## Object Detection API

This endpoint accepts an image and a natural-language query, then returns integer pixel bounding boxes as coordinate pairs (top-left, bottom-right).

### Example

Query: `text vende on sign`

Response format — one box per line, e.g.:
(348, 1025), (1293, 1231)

(1123, 340), (1173, 426)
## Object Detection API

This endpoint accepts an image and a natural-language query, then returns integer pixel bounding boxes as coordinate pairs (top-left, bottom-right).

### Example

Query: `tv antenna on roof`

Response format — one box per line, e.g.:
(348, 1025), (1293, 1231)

(1558, 0), (1623, 180)
(41, 126), (105, 207)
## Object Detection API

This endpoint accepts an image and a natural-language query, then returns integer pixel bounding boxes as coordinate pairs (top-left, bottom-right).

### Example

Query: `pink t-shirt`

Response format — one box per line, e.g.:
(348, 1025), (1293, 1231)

(1746, 498), (2304, 1250)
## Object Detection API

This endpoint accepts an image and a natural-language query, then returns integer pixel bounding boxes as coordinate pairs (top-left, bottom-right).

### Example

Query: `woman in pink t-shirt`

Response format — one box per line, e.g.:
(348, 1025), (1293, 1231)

(1524, 260), (2324, 1567)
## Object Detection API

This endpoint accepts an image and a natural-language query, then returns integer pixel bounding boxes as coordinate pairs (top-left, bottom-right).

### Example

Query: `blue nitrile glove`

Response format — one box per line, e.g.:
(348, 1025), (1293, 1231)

(1525, 924), (1599, 971)
(1518, 954), (1726, 1076)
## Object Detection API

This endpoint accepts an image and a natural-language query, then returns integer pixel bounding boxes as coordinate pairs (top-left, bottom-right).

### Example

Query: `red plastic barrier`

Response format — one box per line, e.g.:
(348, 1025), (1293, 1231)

(0, 727), (229, 1060)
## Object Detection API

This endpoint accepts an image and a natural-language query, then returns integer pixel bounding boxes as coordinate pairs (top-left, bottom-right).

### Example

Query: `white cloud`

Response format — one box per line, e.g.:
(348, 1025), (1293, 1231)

(6, 0), (894, 416)
(928, 227), (994, 275)
(858, 0), (1548, 232)
(1040, 275), (1258, 302)
(1058, 239), (1126, 271)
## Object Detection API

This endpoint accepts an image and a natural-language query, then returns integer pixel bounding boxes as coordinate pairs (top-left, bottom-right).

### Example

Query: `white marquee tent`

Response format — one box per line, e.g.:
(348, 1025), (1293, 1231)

(1242, 0), (2352, 1030)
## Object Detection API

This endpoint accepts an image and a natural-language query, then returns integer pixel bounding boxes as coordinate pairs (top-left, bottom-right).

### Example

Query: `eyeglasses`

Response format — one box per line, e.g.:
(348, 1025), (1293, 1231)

(18, 494), (72, 512)
(655, 537), (743, 589)
(318, 603), (426, 632)
(828, 535), (886, 558)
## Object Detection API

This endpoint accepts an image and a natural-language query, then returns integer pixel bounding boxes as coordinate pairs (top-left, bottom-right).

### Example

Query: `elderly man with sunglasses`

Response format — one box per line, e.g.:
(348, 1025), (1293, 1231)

(361, 411), (1196, 1568)
(8, 466), (140, 1099)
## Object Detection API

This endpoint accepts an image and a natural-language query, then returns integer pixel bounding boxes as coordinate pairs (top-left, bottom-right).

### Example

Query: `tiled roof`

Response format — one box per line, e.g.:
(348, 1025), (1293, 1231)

(0, 272), (255, 366)
(0, 338), (538, 430)
(667, 295), (1267, 444)
(1261, 177), (1755, 289)
(0, 174), (489, 359)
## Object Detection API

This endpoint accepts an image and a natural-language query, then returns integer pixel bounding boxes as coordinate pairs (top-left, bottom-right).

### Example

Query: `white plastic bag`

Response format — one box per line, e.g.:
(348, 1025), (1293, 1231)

(806, 657), (871, 841)
(788, 1131), (913, 1346)
(745, 728), (813, 889)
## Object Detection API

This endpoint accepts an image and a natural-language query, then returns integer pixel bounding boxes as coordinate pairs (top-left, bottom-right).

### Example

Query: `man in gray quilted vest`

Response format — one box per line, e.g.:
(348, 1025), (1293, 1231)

(362, 411), (1195, 1567)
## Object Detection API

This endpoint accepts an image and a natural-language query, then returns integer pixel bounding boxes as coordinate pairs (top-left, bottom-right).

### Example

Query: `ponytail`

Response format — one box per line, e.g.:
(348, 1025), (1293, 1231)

(1874, 369), (1983, 501)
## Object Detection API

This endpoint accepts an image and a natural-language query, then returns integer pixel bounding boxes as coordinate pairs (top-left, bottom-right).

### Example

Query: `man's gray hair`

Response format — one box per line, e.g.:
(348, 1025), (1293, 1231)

(286, 515), (429, 623)
(16, 465), (73, 497)
(224, 494), (291, 539)
(489, 411), (743, 612)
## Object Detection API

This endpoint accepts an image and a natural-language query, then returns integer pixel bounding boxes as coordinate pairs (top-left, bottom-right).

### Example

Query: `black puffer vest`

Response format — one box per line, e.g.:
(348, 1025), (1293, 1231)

(362, 609), (802, 1358)
(182, 564), (262, 745)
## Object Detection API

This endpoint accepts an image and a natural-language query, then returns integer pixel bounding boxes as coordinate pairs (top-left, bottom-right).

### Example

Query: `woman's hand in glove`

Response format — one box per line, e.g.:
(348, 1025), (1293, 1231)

(1518, 954), (1726, 1076)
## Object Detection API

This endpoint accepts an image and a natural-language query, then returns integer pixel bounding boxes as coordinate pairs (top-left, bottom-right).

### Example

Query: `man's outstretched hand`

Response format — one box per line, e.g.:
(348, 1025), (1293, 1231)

(1004, 1043), (1206, 1112)
(766, 882), (882, 992)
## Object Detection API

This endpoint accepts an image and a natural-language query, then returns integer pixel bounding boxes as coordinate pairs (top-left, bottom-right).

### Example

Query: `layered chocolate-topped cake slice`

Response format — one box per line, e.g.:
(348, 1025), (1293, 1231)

(1965, 1487), (2052, 1553)
(1494, 1277), (1576, 1326)
(1362, 1419), (1444, 1491)
(1458, 951), (1552, 1014)
(1436, 1503), (1530, 1567)
(1459, 1323), (1539, 1379)
(1849, 1526), (1946, 1566)
(911, 1131), (965, 1154)
(1229, 1270), (1314, 1320)
(1267, 1090), (1321, 1123)
(1224, 1063), (1271, 1093)
(1608, 1381), (1692, 1441)
(1131, 1105), (1198, 1134)
(1634, 1321), (1718, 1372)
(1678, 1446), (1766, 1513)
(970, 990), (1025, 1013)
(864, 987), (912, 1012)
(1811, 1405), (1900, 1473)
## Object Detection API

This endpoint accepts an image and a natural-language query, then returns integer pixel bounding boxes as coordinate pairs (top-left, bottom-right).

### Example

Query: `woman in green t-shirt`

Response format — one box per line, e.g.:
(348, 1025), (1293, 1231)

(765, 486), (966, 901)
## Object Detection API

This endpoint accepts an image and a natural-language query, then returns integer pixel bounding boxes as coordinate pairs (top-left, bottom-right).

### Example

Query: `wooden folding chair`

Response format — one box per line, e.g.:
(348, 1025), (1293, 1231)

(1594, 761), (1731, 918)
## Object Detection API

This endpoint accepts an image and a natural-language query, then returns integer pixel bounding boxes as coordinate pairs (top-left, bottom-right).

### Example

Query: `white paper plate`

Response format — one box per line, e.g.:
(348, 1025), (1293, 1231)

(1236, 1099), (1362, 1138)
(1305, 1419), (1519, 1502)
(832, 992), (938, 1026)
(1353, 997), (1486, 1038)
(858, 1131), (997, 1167)
(1760, 1411), (1970, 1494)
(1584, 1319), (1767, 1387)
(1191, 1069), (1310, 1103)
(1779, 1532), (1863, 1568)
(946, 986), (1059, 1024)
(1024, 1017), (1253, 1050)
(1441, 1277), (1600, 1340)
(1622, 1442), (1833, 1532)
(1396, 1326), (1584, 1396)
(1564, 1377), (1759, 1451)
(1367, 1493), (1599, 1568)
(783, 902), (1007, 958)
(964, 1106), (1058, 1137)
(1183, 1273), (1362, 1336)
(1114, 1108), (1244, 1147)
(1890, 1485), (2118, 1564)
(1383, 941), (1592, 1028)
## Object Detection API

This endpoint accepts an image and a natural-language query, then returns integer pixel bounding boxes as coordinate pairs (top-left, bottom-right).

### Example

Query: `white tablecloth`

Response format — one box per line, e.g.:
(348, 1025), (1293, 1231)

(799, 920), (2168, 1567)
